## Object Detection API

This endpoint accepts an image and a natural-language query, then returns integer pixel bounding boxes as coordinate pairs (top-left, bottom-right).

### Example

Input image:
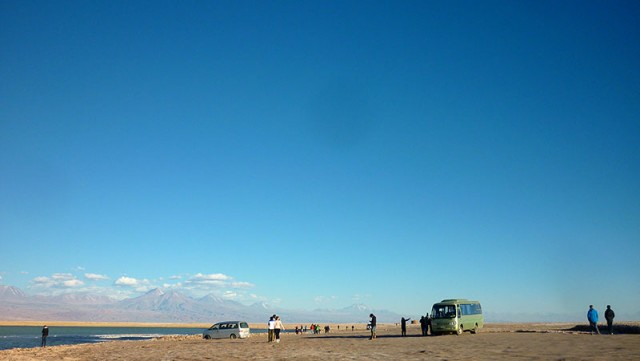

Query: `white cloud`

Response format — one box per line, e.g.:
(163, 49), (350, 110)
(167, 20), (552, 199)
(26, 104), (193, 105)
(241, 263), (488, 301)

(33, 276), (49, 284)
(222, 290), (237, 299)
(63, 279), (84, 287)
(114, 276), (153, 293)
(31, 273), (84, 289)
(184, 273), (231, 288)
(115, 276), (139, 286)
(314, 295), (337, 304)
(52, 273), (73, 280)
(192, 273), (231, 282)
(85, 273), (109, 281)
(351, 293), (371, 302)
(230, 281), (254, 288)
(26, 271), (260, 301)
(177, 272), (257, 300)
(185, 273), (254, 289)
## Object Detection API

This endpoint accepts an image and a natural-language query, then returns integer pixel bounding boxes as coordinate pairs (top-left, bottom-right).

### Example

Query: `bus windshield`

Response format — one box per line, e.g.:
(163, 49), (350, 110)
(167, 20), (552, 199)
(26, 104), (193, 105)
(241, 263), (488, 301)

(432, 305), (457, 318)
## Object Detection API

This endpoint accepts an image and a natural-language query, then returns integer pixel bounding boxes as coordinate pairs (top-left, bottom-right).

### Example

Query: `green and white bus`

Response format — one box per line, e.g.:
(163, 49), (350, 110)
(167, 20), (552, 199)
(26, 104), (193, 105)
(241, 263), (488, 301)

(430, 299), (483, 335)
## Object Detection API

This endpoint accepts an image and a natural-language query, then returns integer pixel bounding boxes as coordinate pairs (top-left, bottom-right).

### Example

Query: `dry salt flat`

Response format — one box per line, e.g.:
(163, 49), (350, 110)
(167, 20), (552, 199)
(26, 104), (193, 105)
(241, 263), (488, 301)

(1, 323), (639, 360)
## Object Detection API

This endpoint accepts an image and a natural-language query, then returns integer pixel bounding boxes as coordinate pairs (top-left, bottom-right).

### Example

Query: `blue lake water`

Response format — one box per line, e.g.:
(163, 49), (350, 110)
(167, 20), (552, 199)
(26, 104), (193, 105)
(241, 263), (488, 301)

(0, 326), (204, 351)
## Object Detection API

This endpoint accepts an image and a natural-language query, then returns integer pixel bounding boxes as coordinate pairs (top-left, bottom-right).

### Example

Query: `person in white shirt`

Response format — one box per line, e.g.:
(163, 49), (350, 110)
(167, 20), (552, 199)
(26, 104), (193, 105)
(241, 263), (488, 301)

(267, 316), (276, 342)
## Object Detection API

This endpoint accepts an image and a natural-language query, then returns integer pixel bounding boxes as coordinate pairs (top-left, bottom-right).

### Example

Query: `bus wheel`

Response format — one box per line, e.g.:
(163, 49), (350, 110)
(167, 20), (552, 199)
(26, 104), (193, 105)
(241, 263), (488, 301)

(471, 324), (478, 334)
(457, 327), (463, 335)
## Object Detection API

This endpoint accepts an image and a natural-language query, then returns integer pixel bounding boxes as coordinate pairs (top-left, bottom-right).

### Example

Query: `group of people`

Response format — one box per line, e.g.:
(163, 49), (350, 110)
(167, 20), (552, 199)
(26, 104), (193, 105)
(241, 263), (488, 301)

(402, 315), (434, 336)
(419, 314), (432, 336)
(292, 323), (357, 335)
(267, 315), (285, 343)
(37, 304), (620, 349)
(587, 305), (616, 335)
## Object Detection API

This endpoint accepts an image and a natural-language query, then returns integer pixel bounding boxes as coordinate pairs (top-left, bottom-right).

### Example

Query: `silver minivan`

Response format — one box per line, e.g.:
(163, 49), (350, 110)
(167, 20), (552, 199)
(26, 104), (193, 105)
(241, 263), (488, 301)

(203, 321), (250, 339)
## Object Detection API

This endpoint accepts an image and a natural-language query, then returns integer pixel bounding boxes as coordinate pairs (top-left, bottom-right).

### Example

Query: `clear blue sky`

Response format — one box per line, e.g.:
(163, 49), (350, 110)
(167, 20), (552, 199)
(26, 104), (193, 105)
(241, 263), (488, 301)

(1, 0), (638, 321)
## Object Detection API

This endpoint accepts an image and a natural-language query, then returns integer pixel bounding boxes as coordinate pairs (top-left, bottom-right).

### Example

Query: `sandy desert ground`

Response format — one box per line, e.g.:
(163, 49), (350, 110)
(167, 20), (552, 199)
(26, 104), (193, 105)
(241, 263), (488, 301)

(1, 322), (639, 360)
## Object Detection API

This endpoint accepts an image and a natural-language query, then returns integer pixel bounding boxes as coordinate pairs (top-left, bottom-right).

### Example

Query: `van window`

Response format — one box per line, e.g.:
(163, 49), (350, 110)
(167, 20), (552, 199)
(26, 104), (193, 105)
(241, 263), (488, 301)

(460, 303), (482, 315)
(240, 322), (249, 328)
(432, 305), (457, 318)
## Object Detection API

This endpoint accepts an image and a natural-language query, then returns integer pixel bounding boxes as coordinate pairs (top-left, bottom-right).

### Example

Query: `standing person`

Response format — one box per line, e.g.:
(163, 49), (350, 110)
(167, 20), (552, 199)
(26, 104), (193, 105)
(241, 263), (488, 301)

(401, 317), (411, 336)
(267, 316), (276, 342)
(369, 313), (377, 340)
(420, 315), (427, 336)
(587, 305), (600, 335)
(41, 325), (48, 347)
(605, 305), (615, 335)
(274, 316), (285, 343)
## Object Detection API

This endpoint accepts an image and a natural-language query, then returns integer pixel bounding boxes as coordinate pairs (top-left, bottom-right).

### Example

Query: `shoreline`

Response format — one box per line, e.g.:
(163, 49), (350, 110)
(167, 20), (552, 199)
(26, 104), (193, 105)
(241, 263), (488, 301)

(0, 321), (210, 328)
(2, 320), (639, 330)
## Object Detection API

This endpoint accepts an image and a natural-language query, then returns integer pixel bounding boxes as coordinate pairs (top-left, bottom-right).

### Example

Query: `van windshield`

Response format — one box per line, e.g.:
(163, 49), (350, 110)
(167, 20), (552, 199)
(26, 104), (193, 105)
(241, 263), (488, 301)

(432, 305), (457, 318)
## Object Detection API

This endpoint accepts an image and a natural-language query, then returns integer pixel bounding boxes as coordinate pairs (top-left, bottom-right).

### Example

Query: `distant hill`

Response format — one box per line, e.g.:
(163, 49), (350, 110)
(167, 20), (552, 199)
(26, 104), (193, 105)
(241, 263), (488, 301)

(0, 285), (400, 323)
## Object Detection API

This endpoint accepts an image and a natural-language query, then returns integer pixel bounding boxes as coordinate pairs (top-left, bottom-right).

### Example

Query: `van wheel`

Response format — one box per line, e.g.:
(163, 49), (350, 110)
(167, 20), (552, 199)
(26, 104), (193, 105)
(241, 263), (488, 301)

(204, 335), (211, 340)
(471, 324), (478, 334)
(457, 326), (463, 335)
(230, 334), (237, 339)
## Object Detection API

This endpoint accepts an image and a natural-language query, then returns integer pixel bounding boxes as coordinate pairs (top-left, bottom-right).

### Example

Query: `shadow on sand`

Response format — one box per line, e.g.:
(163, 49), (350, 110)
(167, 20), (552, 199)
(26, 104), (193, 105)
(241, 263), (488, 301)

(305, 334), (428, 340)
(563, 324), (640, 334)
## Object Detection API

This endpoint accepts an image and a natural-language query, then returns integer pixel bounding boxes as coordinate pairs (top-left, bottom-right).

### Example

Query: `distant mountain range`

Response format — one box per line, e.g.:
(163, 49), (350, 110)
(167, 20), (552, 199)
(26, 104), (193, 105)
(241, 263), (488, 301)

(0, 285), (400, 323)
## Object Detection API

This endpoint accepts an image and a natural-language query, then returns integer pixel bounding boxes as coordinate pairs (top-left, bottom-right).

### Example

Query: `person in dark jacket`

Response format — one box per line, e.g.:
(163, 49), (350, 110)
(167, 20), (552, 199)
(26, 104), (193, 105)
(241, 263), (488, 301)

(369, 313), (377, 340)
(420, 315), (428, 336)
(604, 305), (615, 335)
(401, 317), (411, 336)
(41, 325), (49, 347)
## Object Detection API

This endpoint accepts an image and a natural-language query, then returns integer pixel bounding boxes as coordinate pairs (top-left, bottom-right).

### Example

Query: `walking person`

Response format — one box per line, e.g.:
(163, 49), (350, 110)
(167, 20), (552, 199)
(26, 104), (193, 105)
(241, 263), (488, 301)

(401, 317), (411, 336)
(41, 325), (48, 347)
(605, 305), (615, 335)
(274, 316), (285, 343)
(587, 305), (600, 335)
(267, 316), (276, 342)
(369, 313), (377, 340)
